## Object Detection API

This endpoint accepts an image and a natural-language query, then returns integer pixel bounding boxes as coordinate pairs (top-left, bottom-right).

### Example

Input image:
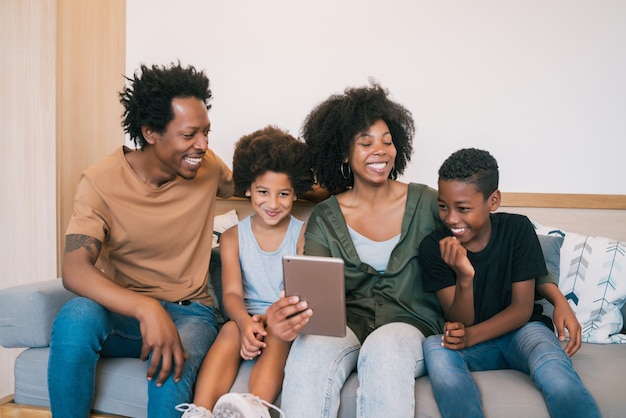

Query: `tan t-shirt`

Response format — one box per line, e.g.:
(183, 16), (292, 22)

(66, 146), (233, 306)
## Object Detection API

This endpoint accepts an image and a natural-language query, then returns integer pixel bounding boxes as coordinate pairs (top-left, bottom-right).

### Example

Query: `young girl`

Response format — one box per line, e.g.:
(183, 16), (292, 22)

(176, 126), (314, 418)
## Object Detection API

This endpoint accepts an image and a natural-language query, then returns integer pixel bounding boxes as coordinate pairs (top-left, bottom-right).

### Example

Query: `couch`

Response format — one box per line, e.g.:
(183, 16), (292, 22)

(1, 198), (625, 418)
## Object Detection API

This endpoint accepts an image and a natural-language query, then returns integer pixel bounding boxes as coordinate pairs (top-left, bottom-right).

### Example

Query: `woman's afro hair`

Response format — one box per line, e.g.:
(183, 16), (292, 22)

(301, 81), (414, 193)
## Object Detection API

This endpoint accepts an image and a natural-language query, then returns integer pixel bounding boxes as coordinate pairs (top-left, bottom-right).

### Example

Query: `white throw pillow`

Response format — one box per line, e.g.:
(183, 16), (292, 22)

(534, 221), (626, 344)
(212, 209), (239, 248)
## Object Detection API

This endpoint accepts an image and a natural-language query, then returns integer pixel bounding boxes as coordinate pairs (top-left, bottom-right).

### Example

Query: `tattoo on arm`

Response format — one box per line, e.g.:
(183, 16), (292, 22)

(65, 234), (102, 261)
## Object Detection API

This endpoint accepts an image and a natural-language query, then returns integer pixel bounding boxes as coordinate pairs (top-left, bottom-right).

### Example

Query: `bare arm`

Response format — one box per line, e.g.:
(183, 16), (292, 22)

(435, 236), (476, 324)
(301, 184), (332, 203)
(440, 280), (536, 350)
(219, 227), (266, 359)
(537, 282), (581, 356)
(462, 280), (535, 348)
(216, 157), (234, 198)
(62, 234), (187, 386)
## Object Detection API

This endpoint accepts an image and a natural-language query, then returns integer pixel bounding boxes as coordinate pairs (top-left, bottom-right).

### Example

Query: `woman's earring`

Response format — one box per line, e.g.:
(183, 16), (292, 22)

(340, 162), (352, 180)
(390, 165), (398, 179)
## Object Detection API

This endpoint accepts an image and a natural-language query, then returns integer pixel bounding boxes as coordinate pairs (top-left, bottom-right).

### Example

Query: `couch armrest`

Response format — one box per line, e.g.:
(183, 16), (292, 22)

(0, 279), (76, 348)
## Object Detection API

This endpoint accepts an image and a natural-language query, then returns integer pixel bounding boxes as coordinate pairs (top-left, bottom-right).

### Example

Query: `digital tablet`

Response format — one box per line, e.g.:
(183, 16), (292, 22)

(282, 254), (347, 337)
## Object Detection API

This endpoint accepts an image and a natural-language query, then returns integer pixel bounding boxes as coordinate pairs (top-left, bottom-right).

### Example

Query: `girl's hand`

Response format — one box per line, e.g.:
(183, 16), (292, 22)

(265, 292), (312, 341)
(239, 317), (267, 360)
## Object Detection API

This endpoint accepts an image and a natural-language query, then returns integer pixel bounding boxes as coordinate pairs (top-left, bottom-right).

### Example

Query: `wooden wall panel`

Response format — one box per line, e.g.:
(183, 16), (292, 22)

(56, 0), (126, 272)
(502, 192), (626, 209)
(0, 0), (125, 400)
(0, 0), (58, 399)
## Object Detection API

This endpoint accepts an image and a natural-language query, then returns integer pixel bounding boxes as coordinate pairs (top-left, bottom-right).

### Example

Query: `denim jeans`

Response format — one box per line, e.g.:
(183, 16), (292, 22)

(281, 322), (426, 418)
(423, 321), (600, 418)
(48, 297), (218, 418)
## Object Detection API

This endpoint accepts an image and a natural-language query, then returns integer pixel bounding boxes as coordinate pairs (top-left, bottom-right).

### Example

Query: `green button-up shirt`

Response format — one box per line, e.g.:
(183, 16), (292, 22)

(304, 183), (445, 342)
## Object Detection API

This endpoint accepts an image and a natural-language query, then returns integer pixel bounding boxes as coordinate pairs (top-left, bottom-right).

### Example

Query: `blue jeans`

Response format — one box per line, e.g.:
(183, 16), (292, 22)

(281, 322), (426, 418)
(48, 297), (218, 418)
(423, 322), (600, 418)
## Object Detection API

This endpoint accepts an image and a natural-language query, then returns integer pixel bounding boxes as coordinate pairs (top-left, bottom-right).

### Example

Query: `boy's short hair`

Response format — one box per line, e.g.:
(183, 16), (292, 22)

(438, 148), (499, 199)
(233, 126), (314, 198)
(119, 62), (212, 149)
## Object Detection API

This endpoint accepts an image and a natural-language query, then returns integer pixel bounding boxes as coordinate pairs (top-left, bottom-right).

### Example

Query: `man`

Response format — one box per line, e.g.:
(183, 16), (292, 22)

(48, 63), (233, 418)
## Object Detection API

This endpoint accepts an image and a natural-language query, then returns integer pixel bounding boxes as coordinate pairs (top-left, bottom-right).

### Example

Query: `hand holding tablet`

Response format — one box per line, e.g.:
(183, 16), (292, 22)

(282, 255), (347, 337)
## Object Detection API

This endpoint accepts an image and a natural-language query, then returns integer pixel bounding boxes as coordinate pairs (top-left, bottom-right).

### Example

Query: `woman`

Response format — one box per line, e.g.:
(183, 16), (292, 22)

(267, 83), (444, 417)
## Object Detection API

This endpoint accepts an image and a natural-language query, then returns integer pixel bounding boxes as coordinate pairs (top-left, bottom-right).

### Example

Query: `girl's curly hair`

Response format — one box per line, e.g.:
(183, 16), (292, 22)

(301, 82), (414, 193)
(233, 126), (314, 198)
(119, 62), (212, 149)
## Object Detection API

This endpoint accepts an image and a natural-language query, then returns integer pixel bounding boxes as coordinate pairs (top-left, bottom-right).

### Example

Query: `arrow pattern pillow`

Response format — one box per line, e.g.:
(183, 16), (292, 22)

(534, 221), (626, 344)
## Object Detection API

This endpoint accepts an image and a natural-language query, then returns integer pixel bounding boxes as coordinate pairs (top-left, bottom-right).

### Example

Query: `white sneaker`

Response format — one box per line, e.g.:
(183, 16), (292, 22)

(213, 393), (284, 418)
(175, 403), (213, 418)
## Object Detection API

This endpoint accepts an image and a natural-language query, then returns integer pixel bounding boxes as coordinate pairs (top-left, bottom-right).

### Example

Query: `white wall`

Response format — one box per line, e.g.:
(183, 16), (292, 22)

(127, 0), (626, 194)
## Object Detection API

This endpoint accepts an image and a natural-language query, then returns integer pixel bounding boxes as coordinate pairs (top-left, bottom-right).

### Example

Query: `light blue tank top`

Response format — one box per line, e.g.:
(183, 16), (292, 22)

(347, 225), (400, 274)
(238, 215), (304, 315)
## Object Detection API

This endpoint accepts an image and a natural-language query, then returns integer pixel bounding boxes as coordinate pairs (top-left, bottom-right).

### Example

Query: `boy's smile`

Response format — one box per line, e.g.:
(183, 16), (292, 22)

(437, 179), (500, 253)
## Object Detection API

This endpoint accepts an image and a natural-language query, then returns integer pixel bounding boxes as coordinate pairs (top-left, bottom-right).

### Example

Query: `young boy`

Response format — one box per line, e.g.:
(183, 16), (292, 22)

(176, 126), (313, 418)
(419, 148), (600, 418)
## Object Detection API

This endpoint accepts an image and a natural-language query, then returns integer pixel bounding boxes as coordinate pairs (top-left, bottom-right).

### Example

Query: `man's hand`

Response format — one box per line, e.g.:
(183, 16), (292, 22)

(265, 292), (312, 342)
(441, 321), (467, 350)
(137, 299), (187, 386)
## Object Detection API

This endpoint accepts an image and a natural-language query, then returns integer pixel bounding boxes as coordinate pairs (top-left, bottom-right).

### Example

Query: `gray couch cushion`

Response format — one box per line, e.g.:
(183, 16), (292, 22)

(536, 234), (564, 320)
(13, 343), (626, 418)
(0, 279), (75, 348)
(565, 342), (626, 417)
(537, 234), (564, 282)
(15, 347), (149, 418)
(229, 343), (626, 418)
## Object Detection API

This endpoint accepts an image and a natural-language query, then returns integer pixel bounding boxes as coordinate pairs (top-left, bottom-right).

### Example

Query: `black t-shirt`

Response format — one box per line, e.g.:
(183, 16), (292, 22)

(419, 212), (551, 327)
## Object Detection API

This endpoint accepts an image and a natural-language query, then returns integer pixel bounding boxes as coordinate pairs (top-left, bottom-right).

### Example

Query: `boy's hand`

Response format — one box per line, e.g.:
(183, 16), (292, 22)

(441, 321), (467, 350)
(439, 237), (475, 281)
(552, 300), (582, 356)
